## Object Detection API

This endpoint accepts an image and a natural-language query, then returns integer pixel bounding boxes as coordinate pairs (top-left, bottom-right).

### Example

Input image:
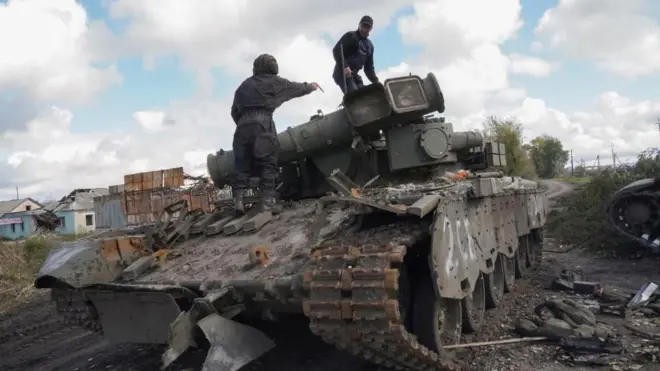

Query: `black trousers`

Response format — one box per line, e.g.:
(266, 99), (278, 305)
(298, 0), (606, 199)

(232, 121), (279, 191)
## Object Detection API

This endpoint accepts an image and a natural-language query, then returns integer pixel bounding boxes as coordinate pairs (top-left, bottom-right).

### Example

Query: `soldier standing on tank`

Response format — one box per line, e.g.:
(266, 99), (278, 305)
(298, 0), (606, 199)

(230, 54), (320, 215)
(332, 15), (379, 94)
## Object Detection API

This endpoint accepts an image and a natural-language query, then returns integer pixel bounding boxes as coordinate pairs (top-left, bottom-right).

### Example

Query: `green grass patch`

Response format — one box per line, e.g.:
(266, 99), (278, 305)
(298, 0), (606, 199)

(554, 176), (592, 184)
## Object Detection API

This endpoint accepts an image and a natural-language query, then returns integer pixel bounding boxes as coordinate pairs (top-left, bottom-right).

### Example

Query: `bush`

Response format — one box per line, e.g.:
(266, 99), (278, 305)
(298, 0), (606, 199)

(0, 236), (54, 313)
(547, 148), (660, 257)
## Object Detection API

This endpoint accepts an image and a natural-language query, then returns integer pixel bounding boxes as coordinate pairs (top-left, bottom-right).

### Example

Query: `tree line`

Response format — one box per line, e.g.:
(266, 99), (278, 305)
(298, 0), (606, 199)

(481, 116), (569, 179)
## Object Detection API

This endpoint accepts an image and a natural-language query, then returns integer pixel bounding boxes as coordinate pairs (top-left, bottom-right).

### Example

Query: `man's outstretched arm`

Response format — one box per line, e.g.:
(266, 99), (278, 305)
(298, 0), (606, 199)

(273, 78), (318, 106)
(364, 47), (379, 83)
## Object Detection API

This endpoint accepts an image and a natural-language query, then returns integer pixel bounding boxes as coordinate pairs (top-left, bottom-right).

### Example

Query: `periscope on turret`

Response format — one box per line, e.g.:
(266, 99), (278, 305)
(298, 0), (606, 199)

(33, 71), (548, 371)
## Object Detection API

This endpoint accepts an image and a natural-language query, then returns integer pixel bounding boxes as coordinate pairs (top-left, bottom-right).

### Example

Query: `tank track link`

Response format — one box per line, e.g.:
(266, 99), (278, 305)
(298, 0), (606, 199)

(51, 288), (103, 334)
(302, 221), (462, 371)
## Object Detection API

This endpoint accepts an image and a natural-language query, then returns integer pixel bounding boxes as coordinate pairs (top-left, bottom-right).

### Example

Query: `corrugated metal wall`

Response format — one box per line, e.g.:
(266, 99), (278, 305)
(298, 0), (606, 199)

(94, 188), (216, 229)
(93, 194), (126, 229)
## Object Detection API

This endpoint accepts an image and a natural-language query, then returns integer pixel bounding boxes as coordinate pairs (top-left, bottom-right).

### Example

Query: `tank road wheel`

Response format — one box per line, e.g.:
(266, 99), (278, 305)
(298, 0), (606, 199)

(413, 276), (463, 353)
(484, 255), (505, 308)
(515, 236), (528, 278)
(502, 253), (516, 293)
(461, 272), (486, 333)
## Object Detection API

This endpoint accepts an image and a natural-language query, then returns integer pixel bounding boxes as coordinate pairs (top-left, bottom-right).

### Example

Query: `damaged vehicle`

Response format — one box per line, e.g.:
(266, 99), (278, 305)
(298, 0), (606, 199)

(34, 71), (548, 371)
(606, 178), (660, 254)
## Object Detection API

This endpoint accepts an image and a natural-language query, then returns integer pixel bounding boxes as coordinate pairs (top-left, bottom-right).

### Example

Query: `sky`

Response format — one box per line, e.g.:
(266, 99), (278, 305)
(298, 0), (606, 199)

(1, 0), (660, 201)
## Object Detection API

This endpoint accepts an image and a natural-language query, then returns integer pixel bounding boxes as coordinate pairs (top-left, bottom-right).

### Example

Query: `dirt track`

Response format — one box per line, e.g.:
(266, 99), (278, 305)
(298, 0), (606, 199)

(1, 181), (658, 371)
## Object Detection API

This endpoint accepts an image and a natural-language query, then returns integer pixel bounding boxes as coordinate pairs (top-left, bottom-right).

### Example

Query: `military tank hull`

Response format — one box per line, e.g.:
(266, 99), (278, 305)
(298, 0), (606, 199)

(606, 178), (660, 254)
(34, 72), (548, 371)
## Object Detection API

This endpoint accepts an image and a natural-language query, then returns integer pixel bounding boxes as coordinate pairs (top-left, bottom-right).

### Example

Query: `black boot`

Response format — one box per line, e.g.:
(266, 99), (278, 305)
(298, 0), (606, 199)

(233, 189), (245, 215)
(260, 189), (282, 215)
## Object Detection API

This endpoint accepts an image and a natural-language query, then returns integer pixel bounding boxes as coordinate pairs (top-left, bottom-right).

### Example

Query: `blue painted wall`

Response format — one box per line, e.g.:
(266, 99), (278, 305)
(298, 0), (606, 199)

(0, 212), (37, 240)
(54, 210), (76, 235)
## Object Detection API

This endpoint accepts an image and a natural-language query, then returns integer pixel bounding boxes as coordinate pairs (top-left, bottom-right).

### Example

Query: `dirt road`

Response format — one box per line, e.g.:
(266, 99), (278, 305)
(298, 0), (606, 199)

(540, 179), (576, 200)
(1, 181), (658, 371)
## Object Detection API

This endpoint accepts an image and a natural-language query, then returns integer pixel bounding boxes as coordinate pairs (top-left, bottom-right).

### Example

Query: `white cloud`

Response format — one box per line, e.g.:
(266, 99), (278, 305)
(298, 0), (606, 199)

(508, 54), (559, 77)
(1, 0), (660, 200)
(0, 0), (121, 127)
(535, 0), (660, 77)
(507, 92), (660, 161)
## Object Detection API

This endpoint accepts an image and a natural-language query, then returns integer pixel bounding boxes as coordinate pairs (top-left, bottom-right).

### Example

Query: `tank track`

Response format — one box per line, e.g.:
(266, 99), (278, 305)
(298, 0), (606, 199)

(302, 221), (463, 371)
(51, 288), (103, 334)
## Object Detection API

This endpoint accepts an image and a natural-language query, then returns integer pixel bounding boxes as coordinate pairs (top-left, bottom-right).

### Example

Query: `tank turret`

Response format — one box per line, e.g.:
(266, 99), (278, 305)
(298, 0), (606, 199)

(208, 72), (501, 199)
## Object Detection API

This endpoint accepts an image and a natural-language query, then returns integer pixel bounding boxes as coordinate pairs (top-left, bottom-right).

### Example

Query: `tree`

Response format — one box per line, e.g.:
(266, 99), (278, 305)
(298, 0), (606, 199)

(482, 116), (536, 178)
(528, 135), (570, 178)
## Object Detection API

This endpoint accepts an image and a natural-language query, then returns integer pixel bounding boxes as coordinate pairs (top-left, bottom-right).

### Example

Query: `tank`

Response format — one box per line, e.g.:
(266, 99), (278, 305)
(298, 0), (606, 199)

(606, 178), (660, 254)
(34, 72), (548, 371)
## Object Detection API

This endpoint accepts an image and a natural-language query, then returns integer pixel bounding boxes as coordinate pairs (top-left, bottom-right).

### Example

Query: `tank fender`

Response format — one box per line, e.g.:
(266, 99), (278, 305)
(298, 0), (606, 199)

(34, 239), (123, 289)
(430, 196), (488, 300)
(163, 288), (275, 371)
(525, 191), (547, 230)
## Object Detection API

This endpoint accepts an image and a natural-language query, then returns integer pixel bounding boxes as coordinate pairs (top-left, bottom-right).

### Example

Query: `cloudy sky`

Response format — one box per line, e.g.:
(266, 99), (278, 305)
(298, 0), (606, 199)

(1, 0), (659, 201)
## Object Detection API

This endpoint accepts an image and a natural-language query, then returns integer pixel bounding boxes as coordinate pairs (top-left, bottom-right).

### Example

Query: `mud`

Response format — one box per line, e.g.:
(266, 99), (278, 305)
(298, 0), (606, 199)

(2, 181), (658, 371)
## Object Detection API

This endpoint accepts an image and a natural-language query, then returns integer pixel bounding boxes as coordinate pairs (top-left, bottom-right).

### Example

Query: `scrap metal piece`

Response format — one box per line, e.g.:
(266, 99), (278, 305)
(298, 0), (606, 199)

(162, 288), (235, 369)
(224, 214), (251, 235)
(326, 169), (360, 196)
(198, 313), (275, 371)
(86, 290), (181, 343)
(162, 311), (198, 368)
(206, 215), (235, 236)
(121, 255), (155, 280)
(407, 194), (441, 217)
(243, 211), (273, 232)
(627, 281), (658, 309)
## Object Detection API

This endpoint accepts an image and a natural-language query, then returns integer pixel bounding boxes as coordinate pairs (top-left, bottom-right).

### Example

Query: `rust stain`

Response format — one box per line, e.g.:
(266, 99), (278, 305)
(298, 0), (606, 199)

(100, 239), (122, 267)
(249, 245), (269, 265)
(152, 249), (170, 265)
(116, 236), (149, 264)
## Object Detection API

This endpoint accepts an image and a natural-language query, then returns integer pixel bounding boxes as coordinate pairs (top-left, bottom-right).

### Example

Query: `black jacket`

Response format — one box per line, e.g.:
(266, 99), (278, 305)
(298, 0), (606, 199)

(231, 74), (315, 125)
(332, 30), (378, 83)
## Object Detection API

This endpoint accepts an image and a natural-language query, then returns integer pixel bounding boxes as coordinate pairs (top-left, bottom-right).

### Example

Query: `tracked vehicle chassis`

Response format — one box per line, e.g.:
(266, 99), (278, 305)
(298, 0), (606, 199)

(302, 219), (544, 371)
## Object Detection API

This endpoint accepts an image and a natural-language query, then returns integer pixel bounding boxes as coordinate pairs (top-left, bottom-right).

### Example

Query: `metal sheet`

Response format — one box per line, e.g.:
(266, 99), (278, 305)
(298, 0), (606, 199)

(198, 313), (275, 371)
(86, 290), (182, 344)
(94, 194), (126, 229)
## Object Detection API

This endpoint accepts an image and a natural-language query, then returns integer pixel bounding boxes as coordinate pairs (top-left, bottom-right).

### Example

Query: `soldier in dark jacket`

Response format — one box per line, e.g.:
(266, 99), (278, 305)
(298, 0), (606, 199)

(230, 54), (320, 215)
(332, 15), (379, 94)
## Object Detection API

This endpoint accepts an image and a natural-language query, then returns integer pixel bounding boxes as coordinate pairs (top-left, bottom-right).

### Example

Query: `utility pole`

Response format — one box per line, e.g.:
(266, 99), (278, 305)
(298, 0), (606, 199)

(15, 186), (19, 200)
(610, 142), (617, 169)
(570, 149), (574, 177)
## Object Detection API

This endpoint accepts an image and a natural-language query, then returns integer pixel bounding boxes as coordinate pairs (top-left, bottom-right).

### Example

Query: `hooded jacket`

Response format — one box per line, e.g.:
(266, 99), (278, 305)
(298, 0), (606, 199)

(230, 54), (315, 125)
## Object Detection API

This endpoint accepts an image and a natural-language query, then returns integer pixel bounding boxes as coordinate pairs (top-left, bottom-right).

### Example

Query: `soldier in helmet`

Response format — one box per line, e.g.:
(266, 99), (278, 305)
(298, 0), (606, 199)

(332, 15), (379, 94)
(230, 54), (320, 215)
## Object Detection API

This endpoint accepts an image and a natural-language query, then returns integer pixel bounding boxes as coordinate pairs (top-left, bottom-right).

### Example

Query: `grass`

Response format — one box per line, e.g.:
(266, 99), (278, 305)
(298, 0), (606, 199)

(0, 233), (92, 314)
(554, 175), (592, 184)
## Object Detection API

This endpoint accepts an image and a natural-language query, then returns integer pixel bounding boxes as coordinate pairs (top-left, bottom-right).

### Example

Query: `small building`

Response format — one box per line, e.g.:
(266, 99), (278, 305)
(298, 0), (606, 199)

(0, 198), (45, 240)
(47, 188), (109, 235)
